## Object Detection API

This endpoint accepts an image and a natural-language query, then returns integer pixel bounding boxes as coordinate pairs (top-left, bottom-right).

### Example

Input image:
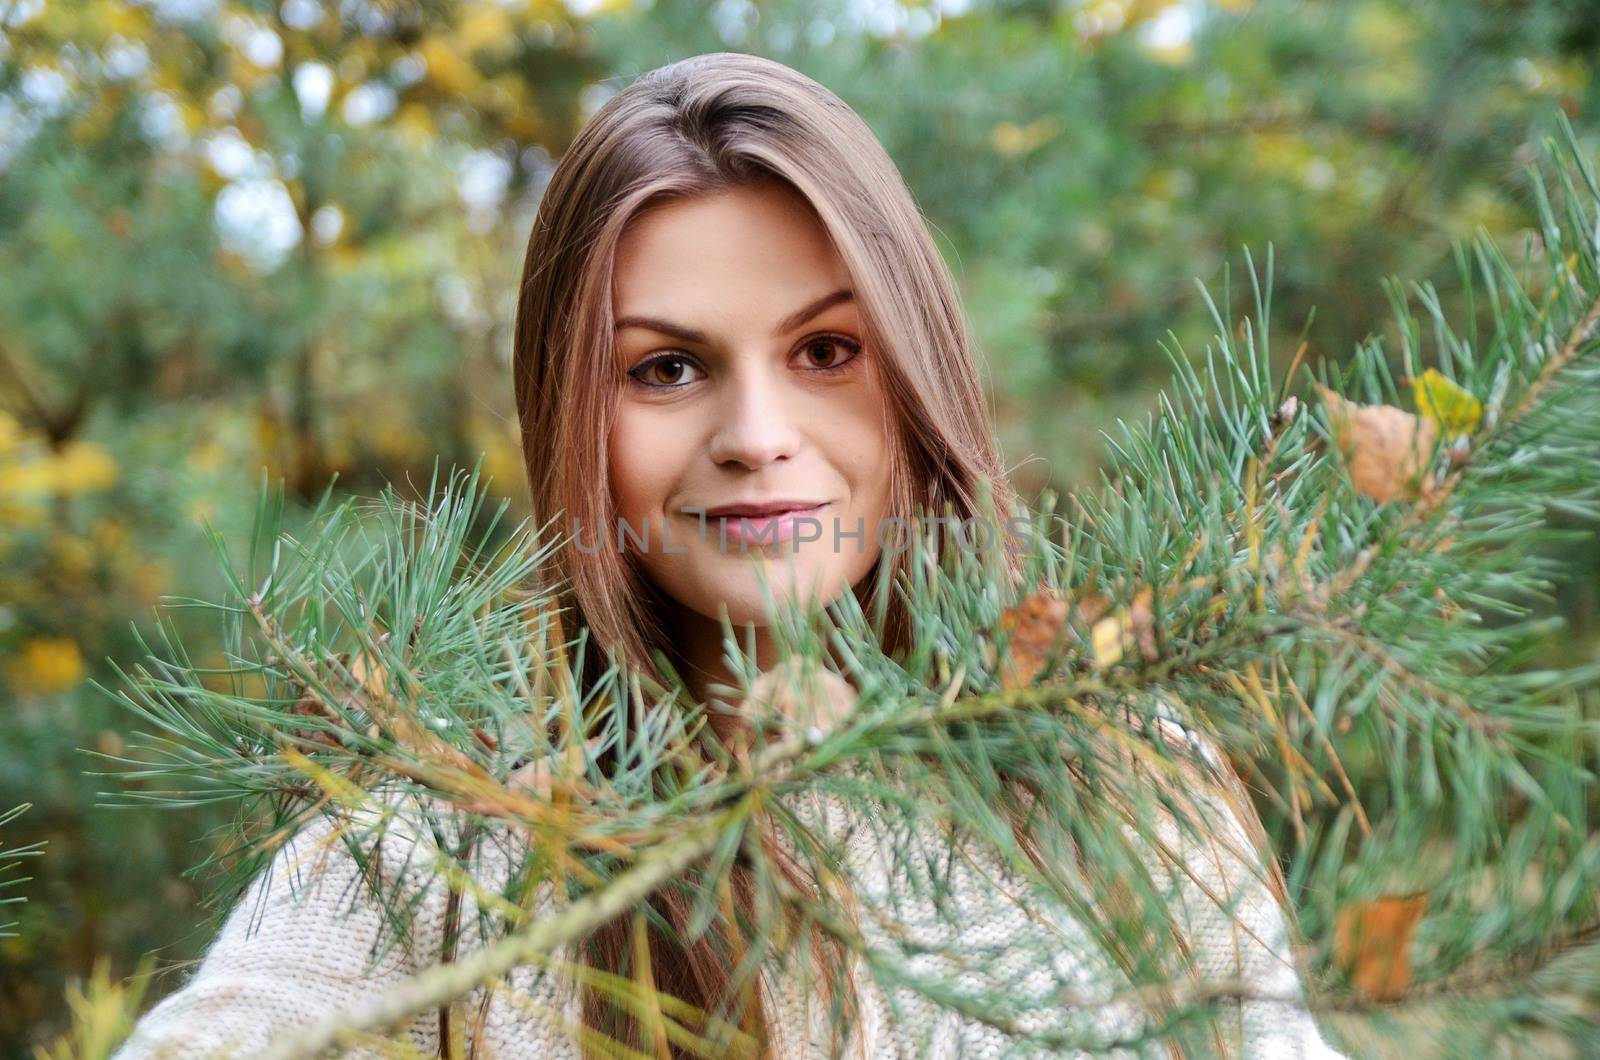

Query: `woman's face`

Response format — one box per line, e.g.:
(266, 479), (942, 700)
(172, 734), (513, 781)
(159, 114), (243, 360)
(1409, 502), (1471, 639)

(608, 182), (894, 629)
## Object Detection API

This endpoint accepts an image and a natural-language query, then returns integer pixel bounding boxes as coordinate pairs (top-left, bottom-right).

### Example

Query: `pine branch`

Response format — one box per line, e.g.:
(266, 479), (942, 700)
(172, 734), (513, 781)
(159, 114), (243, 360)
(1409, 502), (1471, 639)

(81, 115), (1600, 1054)
(0, 803), (43, 939)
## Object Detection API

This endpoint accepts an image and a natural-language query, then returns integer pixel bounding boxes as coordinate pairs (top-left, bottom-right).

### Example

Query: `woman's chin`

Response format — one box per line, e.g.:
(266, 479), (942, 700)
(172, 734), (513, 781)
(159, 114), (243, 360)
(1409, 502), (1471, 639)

(652, 547), (876, 627)
(690, 575), (841, 626)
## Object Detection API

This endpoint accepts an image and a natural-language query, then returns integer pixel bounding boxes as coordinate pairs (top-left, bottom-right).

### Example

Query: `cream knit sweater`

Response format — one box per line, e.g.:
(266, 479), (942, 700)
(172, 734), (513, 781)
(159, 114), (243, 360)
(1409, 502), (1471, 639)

(113, 749), (1347, 1060)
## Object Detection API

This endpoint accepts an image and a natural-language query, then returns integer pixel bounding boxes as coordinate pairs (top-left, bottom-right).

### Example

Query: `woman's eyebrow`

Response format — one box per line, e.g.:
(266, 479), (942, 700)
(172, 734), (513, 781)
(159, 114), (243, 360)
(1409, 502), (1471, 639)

(774, 288), (854, 336)
(613, 288), (854, 344)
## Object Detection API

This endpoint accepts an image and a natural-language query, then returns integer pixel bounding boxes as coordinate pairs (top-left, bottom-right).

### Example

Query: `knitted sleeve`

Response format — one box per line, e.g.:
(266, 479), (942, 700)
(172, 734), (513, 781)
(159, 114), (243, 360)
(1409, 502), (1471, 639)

(1138, 717), (1348, 1059)
(110, 797), (450, 1060)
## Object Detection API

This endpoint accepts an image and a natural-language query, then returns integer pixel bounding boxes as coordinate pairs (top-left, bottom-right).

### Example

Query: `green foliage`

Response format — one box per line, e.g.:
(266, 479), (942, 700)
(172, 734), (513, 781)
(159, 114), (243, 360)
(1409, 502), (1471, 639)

(8, 0), (1600, 1053)
(66, 117), (1600, 1057)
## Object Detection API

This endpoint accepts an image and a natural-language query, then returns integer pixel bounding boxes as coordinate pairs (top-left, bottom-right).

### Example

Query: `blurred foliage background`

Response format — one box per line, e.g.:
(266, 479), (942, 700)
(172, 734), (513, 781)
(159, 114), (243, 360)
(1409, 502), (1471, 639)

(3, 0), (1600, 1052)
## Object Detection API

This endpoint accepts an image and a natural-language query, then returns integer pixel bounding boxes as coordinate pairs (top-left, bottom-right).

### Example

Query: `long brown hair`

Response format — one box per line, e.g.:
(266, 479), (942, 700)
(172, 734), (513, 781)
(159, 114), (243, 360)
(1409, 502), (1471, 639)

(510, 52), (1021, 1057)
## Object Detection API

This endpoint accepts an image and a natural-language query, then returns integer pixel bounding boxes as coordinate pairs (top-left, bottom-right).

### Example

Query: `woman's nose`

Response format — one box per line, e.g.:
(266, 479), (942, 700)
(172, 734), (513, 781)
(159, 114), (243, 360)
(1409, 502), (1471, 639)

(707, 364), (801, 470)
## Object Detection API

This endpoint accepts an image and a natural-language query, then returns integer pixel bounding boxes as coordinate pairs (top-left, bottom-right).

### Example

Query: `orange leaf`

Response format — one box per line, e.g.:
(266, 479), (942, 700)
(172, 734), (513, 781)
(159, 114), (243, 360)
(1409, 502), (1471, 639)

(1319, 385), (1439, 504)
(997, 590), (1072, 691)
(1333, 893), (1428, 1001)
(993, 587), (1161, 688)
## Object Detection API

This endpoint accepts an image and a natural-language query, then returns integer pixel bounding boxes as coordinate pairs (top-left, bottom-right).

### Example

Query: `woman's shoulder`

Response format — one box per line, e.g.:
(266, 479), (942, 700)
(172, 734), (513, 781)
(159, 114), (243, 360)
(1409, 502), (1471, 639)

(112, 780), (572, 1058)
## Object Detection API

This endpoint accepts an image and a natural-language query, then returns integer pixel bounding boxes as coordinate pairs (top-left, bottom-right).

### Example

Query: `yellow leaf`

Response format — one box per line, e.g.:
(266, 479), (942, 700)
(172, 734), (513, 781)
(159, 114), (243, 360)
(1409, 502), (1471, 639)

(57, 441), (118, 492)
(1090, 614), (1125, 668)
(395, 101), (435, 144)
(0, 441), (117, 497)
(187, 441), (226, 473)
(456, 6), (515, 56)
(0, 410), (23, 454)
(1088, 589), (1157, 669)
(51, 535), (95, 580)
(420, 38), (482, 98)
(989, 118), (1060, 158)
(1410, 368), (1482, 438)
(8, 636), (84, 695)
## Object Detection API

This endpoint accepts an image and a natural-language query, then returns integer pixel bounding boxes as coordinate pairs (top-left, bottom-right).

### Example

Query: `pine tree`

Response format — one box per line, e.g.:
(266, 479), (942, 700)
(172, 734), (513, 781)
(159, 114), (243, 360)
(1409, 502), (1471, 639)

(65, 115), (1600, 1057)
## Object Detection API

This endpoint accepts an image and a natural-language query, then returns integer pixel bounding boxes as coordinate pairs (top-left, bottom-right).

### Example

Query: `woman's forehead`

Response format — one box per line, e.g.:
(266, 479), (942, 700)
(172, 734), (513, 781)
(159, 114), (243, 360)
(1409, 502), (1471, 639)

(612, 186), (851, 318)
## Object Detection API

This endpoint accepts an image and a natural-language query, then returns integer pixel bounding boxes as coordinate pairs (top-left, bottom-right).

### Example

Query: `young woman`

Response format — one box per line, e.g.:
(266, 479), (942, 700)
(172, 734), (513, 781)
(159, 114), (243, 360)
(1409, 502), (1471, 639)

(114, 52), (1345, 1058)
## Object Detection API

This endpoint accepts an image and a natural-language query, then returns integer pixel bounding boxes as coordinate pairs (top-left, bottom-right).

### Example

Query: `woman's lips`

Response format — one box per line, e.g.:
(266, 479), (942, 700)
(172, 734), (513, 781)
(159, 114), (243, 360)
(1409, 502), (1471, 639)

(710, 502), (830, 548)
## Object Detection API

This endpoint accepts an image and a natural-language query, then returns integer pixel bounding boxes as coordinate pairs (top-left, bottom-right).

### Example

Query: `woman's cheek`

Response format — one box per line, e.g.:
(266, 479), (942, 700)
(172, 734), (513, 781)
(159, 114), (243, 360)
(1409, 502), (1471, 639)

(606, 410), (653, 531)
(611, 405), (693, 550)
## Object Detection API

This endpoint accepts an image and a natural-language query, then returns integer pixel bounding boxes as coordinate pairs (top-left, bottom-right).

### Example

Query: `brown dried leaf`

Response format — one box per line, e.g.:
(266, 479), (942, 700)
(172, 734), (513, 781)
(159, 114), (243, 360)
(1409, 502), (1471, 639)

(1333, 893), (1428, 1002)
(287, 690), (345, 750)
(1319, 385), (1439, 504)
(343, 647), (389, 705)
(507, 755), (554, 799)
(286, 635), (398, 751)
(997, 590), (1072, 691)
(994, 587), (1161, 688)
(1072, 590), (1114, 629)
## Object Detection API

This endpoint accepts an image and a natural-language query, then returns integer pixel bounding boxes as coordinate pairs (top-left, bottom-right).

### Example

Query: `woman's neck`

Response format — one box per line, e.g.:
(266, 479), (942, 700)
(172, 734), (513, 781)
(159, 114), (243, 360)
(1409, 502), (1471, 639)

(654, 585), (865, 748)
(659, 596), (792, 749)
(671, 604), (778, 703)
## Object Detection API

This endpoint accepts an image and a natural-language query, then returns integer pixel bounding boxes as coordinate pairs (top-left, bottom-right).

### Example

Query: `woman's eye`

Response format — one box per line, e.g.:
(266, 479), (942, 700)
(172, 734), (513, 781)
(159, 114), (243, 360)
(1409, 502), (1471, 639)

(797, 335), (862, 372)
(630, 354), (703, 388)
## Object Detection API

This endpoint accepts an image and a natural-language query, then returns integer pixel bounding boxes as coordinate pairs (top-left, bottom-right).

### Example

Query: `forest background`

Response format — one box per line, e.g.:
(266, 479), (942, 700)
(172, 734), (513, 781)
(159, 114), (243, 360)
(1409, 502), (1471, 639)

(4, 0), (1600, 1053)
